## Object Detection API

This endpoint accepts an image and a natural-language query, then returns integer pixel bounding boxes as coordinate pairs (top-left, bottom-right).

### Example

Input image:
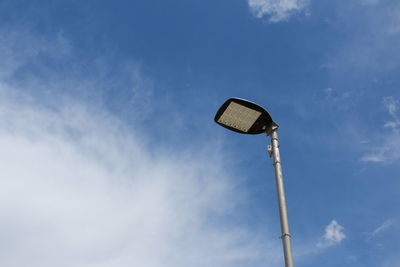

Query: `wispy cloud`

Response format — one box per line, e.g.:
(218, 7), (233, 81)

(0, 28), (71, 81)
(0, 29), (282, 267)
(368, 219), (395, 238)
(361, 97), (400, 163)
(322, 87), (351, 104)
(383, 97), (400, 124)
(317, 220), (346, 248)
(248, 0), (309, 22)
(326, 1), (400, 73)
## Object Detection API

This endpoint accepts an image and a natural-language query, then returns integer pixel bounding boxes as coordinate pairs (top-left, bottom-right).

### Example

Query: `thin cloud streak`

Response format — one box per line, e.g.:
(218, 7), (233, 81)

(369, 220), (395, 238)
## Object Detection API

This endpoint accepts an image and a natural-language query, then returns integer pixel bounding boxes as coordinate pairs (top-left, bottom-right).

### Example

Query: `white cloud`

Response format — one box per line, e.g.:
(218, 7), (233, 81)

(384, 97), (399, 118)
(383, 97), (400, 132)
(0, 78), (279, 267)
(317, 220), (346, 248)
(248, 0), (309, 22)
(361, 97), (400, 163)
(0, 30), (283, 267)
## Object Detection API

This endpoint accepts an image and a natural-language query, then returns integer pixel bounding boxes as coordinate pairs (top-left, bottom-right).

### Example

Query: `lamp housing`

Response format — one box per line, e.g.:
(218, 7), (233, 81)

(214, 97), (277, 135)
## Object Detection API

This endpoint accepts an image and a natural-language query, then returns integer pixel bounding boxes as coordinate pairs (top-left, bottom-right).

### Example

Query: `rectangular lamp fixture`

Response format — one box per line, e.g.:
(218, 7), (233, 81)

(217, 102), (262, 132)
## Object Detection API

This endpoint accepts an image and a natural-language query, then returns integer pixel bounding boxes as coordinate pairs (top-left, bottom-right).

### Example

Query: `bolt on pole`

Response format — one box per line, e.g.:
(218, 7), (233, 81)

(267, 129), (294, 267)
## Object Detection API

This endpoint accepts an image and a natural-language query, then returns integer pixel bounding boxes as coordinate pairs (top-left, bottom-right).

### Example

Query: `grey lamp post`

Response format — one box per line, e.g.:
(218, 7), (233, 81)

(214, 97), (294, 267)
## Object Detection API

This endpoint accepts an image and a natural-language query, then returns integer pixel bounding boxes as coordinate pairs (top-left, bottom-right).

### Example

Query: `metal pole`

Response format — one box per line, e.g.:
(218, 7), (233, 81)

(268, 129), (294, 267)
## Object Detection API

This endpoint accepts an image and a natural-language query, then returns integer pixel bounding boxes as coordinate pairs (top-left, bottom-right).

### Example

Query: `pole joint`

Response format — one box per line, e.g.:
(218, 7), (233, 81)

(280, 233), (291, 239)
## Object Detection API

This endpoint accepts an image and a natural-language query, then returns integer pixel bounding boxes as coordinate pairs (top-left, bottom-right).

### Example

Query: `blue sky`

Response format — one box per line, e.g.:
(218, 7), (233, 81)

(0, 0), (399, 266)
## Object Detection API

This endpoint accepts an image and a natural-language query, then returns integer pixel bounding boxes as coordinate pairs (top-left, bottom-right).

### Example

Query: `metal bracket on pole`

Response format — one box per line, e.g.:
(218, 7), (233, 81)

(267, 145), (273, 157)
(266, 122), (279, 136)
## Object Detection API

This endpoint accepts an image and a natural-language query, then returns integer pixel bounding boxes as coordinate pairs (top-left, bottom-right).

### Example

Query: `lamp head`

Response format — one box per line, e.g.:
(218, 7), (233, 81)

(214, 98), (278, 135)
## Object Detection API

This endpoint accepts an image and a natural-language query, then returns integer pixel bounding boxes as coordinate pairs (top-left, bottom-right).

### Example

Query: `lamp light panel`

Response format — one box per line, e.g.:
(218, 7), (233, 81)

(217, 102), (262, 132)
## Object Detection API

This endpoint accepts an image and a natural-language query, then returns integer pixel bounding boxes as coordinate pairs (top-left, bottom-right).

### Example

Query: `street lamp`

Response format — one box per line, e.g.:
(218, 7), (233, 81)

(214, 97), (294, 267)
